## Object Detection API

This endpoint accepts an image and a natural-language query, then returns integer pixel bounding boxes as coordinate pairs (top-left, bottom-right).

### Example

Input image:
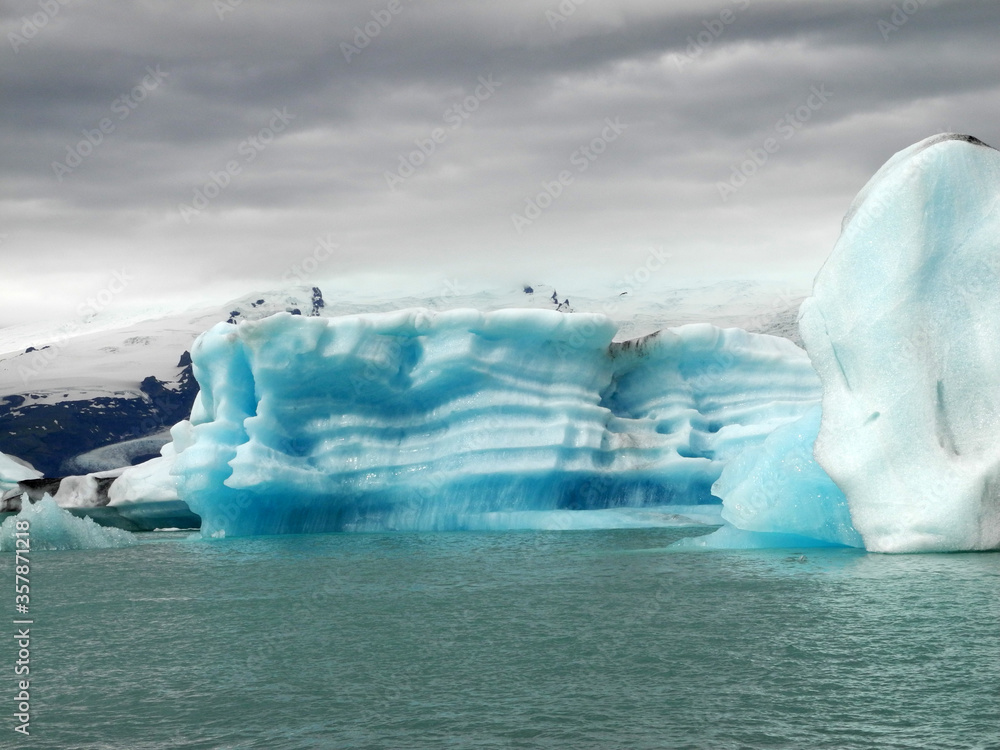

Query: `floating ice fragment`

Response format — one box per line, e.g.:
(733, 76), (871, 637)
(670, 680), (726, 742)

(0, 495), (136, 551)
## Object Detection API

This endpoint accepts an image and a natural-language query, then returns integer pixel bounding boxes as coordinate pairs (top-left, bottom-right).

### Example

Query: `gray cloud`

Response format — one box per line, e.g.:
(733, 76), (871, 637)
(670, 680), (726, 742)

(1, 0), (999, 327)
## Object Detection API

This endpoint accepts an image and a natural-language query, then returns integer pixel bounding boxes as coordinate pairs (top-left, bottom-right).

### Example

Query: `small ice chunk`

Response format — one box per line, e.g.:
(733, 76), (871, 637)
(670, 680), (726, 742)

(0, 495), (137, 551)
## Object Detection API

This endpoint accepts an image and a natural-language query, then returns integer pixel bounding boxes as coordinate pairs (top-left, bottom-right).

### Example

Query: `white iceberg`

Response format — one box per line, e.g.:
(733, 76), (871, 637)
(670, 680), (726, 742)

(108, 421), (193, 505)
(800, 134), (1000, 552)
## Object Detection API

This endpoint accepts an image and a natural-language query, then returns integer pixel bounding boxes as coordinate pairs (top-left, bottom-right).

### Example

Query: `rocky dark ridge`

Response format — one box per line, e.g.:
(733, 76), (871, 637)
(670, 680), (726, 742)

(0, 353), (198, 477)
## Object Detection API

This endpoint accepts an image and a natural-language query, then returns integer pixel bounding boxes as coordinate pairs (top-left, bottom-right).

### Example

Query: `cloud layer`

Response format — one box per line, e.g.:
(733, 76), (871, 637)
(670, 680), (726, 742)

(2, 0), (999, 326)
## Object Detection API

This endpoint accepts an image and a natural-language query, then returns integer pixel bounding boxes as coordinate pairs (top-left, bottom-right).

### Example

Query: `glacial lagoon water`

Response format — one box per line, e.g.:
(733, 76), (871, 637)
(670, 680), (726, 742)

(8, 526), (1000, 750)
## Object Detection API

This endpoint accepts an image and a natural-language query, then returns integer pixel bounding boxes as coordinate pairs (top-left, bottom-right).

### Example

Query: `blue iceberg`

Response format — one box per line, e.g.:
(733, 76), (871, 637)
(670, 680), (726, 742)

(689, 405), (862, 549)
(167, 309), (820, 537)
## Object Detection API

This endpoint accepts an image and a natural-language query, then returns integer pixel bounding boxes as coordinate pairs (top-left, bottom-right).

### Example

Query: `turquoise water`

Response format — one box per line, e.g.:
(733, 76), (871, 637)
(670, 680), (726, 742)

(7, 527), (1000, 749)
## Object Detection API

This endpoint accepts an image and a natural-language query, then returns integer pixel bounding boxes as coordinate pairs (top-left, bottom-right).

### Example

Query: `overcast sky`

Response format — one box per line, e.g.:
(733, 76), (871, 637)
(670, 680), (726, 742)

(2, 0), (999, 327)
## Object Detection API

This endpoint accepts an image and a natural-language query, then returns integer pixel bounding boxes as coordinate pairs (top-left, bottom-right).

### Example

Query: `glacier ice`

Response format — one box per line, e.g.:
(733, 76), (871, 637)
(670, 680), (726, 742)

(109, 457), (178, 504)
(109, 421), (192, 505)
(166, 309), (820, 537)
(702, 134), (1000, 553)
(52, 473), (108, 508)
(690, 405), (862, 549)
(799, 134), (1000, 552)
(0, 450), (42, 492)
(0, 495), (137, 551)
(95, 422), (202, 531)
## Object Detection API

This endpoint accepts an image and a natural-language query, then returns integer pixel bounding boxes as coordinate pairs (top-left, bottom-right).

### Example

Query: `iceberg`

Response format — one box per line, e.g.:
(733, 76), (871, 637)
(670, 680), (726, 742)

(99, 422), (201, 531)
(51, 473), (110, 508)
(109, 421), (193, 505)
(690, 406), (862, 549)
(0, 495), (137, 551)
(0, 451), (42, 492)
(799, 134), (1000, 552)
(168, 309), (820, 537)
